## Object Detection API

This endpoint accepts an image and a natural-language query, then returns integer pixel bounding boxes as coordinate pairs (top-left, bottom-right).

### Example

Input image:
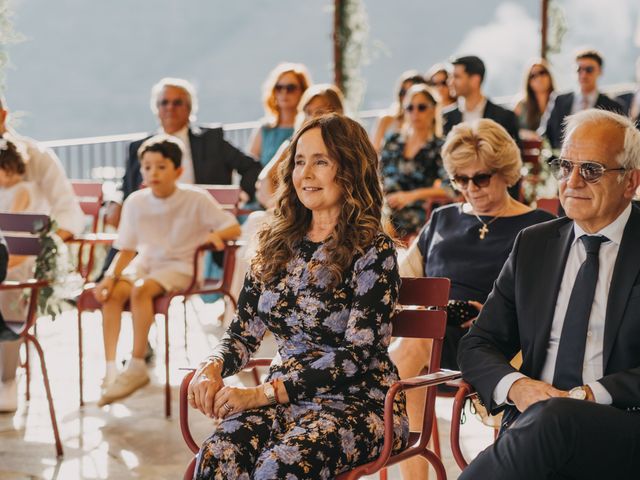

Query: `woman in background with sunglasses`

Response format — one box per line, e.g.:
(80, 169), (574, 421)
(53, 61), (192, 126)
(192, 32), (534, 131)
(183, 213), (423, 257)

(248, 62), (312, 166)
(513, 59), (555, 140)
(379, 84), (447, 241)
(371, 70), (426, 153)
(389, 119), (554, 480)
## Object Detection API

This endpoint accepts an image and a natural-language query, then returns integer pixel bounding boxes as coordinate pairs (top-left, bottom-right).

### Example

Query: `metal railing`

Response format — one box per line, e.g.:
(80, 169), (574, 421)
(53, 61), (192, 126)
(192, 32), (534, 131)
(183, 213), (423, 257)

(41, 112), (381, 181)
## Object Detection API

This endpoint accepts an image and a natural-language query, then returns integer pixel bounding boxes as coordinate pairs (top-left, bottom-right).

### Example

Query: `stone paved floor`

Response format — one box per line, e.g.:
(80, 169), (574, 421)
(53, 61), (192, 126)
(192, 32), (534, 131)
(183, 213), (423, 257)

(0, 298), (493, 479)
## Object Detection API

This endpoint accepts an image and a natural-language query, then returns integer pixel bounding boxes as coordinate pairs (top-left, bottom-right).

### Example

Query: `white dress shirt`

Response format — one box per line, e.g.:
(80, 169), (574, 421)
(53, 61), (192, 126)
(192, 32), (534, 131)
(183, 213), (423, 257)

(571, 89), (598, 114)
(162, 126), (195, 185)
(460, 97), (487, 124)
(493, 203), (632, 406)
(17, 133), (85, 235)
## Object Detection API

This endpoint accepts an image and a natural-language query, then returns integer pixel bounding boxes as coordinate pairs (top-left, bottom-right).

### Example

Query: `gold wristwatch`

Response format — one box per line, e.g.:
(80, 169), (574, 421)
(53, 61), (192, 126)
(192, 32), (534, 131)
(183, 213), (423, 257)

(568, 386), (587, 400)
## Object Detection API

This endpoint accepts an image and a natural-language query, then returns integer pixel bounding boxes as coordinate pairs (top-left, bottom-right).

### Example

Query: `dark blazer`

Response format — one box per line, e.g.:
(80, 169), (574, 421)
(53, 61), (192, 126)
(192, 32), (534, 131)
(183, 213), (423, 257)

(615, 92), (634, 116)
(458, 203), (640, 414)
(122, 125), (262, 200)
(544, 92), (624, 149)
(442, 99), (520, 143)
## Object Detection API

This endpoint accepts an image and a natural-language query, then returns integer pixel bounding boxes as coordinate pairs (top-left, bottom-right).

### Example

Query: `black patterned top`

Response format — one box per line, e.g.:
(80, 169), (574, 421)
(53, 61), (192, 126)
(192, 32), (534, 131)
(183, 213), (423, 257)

(212, 233), (407, 411)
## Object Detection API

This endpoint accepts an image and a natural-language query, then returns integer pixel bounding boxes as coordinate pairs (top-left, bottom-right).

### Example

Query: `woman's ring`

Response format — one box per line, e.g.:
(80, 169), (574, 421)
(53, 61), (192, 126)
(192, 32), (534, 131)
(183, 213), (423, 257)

(223, 402), (233, 412)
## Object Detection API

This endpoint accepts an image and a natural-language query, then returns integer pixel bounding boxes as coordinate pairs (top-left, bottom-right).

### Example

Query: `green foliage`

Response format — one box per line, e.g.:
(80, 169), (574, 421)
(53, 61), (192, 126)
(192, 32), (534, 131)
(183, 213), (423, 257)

(31, 219), (82, 319)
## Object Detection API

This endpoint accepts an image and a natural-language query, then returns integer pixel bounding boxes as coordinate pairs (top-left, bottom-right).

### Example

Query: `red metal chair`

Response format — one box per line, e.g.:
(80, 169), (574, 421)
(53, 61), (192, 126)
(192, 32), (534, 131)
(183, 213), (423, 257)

(0, 213), (62, 456)
(521, 138), (542, 166)
(71, 180), (104, 280)
(179, 277), (461, 480)
(75, 239), (240, 417)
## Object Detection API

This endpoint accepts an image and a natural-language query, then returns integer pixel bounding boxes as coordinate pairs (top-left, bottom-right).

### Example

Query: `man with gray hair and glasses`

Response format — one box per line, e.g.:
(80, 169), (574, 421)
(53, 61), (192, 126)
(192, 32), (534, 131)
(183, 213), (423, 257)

(106, 77), (261, 227)
(458, 109), (640, 479)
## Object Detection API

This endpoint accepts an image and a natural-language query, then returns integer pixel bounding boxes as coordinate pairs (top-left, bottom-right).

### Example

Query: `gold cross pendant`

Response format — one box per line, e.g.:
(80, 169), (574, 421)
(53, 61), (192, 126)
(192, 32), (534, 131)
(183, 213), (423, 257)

(479, 224), (489, 240)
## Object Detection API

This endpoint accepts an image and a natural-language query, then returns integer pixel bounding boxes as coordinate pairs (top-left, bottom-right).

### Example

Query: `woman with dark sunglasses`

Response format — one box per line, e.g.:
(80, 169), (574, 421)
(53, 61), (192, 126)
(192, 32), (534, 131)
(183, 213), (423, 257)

(248, 62), (312, 166)
(379, 84), (449, 242)
(389, 118), (554, 480)
(371, 70), (426, 153)
(513, 59), (556, 140)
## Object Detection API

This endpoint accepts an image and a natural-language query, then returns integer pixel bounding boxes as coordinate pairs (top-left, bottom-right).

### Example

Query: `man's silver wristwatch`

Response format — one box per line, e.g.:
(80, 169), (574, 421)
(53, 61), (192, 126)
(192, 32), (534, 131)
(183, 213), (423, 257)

(568, 386), (587, 400)
(263, 382), (277, 405)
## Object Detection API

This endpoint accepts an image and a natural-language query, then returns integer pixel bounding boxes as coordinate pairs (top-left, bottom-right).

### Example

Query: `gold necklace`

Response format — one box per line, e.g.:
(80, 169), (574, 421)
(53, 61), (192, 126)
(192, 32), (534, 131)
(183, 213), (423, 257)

(472, 204), (509, 240)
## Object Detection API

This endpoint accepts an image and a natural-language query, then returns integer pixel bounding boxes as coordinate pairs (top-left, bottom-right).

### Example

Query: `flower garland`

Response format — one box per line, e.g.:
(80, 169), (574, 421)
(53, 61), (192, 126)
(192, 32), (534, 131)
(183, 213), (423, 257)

(335, 0), (370, 113)
(32, 219), (83, 319)
(0, 0), (24, 95)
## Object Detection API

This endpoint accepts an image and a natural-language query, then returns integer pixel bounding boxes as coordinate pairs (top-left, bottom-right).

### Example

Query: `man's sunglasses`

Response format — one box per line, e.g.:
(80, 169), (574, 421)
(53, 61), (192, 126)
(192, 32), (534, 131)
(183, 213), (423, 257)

(158, 99), (186, 108)
(451, 171), (494, 189)
(548, 158), (627, 183)
(405, 103), (432, 113)
(274, 83), (300, 94)
(577, 65), (596, 74)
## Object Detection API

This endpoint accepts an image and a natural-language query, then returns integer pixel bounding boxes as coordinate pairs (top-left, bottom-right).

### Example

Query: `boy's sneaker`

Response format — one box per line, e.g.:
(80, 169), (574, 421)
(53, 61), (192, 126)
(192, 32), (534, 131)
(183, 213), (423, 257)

(98, 369), (149, 406)
(0, 380), (18, 413)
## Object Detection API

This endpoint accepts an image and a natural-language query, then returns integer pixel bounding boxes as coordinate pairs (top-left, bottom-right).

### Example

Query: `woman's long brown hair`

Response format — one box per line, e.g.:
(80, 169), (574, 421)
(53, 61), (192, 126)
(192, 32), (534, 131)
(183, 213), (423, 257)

(251, 113), (385, 288)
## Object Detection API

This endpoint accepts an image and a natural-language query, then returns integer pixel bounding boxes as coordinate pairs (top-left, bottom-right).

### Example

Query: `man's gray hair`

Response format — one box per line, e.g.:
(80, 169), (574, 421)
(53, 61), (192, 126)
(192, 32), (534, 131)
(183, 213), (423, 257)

(562, 109), (640, 170)
(149, 77), (198, 121)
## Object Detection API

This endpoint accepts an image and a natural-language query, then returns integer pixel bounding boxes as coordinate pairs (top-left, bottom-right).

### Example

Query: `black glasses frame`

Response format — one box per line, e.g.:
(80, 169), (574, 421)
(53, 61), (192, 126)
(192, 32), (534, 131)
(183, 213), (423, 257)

(451, 171), (495, 189)
(274, 83), (300, 94)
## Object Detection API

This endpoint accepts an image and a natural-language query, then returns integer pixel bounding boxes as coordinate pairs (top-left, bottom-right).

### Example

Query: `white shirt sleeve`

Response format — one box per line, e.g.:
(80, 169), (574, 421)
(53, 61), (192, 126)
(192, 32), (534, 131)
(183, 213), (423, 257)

(113, 196), (138, 252)
(492, 372), (527, 406)
(23, 139), (85, 235)
(587, 381), (613, 405)
(200, 193), (239, 232)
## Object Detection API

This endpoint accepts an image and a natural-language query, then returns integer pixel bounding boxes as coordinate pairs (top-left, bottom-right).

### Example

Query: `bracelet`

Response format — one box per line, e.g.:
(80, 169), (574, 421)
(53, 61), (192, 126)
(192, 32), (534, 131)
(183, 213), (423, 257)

(271, 379), (280, 404)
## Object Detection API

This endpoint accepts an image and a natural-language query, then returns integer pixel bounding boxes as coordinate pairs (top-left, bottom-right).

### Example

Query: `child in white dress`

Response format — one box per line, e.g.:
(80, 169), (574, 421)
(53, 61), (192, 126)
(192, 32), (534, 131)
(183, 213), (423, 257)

(94, 135), (241, 406)
(0, 139), (48, 412)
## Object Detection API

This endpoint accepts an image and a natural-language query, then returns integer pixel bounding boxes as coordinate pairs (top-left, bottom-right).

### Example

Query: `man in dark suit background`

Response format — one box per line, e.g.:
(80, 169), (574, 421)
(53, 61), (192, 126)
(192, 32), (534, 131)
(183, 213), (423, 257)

(443, 55), (519, 143)
(106, 77), (261, 227)
(458, 109), (640, 479)
(545, 50), (624, 149)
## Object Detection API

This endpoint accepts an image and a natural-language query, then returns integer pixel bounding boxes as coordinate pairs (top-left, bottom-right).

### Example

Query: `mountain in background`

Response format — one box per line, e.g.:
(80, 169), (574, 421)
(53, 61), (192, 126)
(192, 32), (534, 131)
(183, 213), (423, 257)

(6, 0), (639, 141)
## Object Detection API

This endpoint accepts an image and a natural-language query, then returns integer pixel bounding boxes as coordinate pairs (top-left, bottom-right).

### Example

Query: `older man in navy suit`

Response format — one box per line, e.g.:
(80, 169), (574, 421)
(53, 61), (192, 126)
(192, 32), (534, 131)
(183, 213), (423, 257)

(458, 109), (640, 479)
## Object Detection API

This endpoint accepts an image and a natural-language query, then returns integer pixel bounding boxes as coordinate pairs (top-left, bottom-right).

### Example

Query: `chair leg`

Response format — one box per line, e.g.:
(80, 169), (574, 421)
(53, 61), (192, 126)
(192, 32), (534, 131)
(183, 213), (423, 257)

(165, 314), (171, 418)
(184, 456), (197, 480)
(183, 297), (188, 352)
(432, 415), (442, 458)
(78, 309), (84, 407)
(26, 333), (63, 457)
(379, 467), (388, 480)
(251, 367), (261, 386)
(421, 449), (447, 480)
(25, 340), (31, 401)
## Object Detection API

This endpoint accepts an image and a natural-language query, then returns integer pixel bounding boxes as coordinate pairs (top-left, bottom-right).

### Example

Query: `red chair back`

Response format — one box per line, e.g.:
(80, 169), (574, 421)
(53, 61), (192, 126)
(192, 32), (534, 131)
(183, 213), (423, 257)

(521, 138), (542, 165)
(195, 184), (241, 213)
(537, 197), (560, 216)
(71, 181), (103, 231)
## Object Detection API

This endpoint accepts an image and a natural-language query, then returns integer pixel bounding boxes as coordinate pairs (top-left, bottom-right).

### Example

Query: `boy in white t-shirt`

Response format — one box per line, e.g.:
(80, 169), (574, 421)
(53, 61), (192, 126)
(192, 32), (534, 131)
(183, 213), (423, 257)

(94, 135), (240, 406)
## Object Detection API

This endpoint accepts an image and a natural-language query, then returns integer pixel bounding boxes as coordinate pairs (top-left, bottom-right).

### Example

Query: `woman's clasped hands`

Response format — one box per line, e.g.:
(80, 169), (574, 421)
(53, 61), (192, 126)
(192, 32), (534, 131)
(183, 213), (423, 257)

(187, 360), (265, 420)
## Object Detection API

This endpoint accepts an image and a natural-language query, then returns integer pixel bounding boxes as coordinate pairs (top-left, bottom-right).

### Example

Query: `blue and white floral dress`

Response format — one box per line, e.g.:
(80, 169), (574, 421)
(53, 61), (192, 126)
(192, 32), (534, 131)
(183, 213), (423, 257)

(195, 233), (409, 479)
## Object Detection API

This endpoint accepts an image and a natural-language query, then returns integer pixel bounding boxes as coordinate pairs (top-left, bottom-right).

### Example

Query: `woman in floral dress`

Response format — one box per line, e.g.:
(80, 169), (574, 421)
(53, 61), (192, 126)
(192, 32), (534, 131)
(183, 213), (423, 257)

(188, 113), (409, 479)
(380, 84), (448, 240)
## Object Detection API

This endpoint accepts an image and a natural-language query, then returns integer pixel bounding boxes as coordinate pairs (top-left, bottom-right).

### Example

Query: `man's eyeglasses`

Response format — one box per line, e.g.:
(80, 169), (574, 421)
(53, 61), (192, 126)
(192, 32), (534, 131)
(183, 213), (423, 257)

(548, 158), (627, 183)
(158, 99), (186, 108)
(274, 83), (300, 94)
(451, 172), (495, 189)
(528, 70), (548, 80)
(577, 65), (596, 74)
(405, 103), (432, 113)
